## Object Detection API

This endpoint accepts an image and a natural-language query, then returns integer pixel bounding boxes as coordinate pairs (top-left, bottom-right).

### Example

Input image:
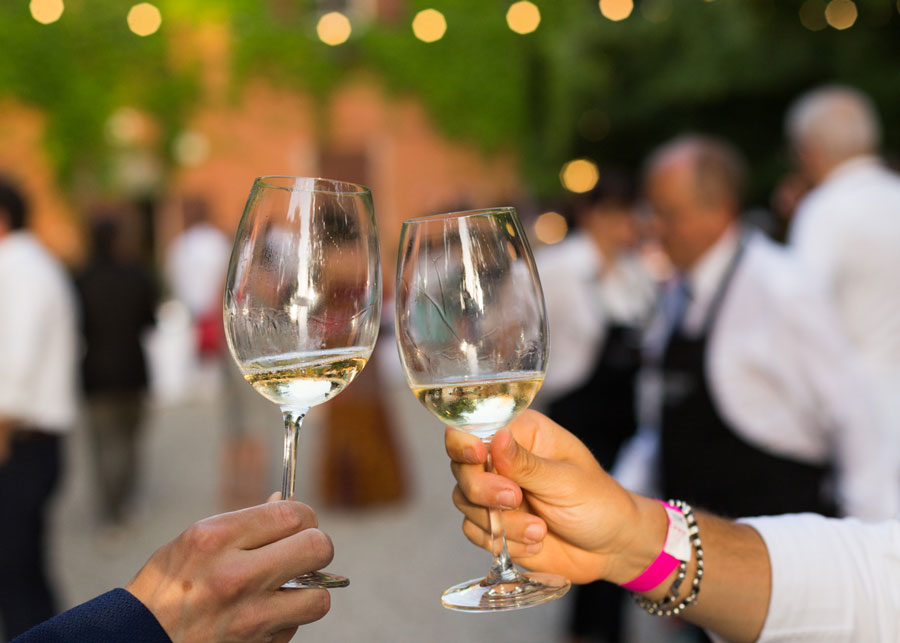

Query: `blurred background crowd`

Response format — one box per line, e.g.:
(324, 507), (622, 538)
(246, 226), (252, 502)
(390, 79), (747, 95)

(1, 1), (898, 642)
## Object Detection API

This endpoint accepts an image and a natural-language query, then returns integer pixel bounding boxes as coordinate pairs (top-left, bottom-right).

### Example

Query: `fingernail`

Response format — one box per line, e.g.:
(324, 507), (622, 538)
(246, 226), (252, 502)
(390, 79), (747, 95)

(523, 523), (544, 543)
(463, 447), (477, 463)
(525, 542), (542, 555)
(497, 490), (516, 509)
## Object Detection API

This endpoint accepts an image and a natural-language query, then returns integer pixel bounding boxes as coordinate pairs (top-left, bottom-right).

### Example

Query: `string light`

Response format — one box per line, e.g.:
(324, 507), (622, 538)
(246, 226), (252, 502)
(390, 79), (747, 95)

(317, 12), (352, 45)
(825, 0), (857, 29)
(30, 0), (64, 24)
(534, 211), (568, 245)
(127, 3), (162, 36)
(560, 159), (599, 193)
(799, 0), (827, 30)
(599, 0), (633, 21)
(412, 9), (447, 42)
(506, 1), (541, 35)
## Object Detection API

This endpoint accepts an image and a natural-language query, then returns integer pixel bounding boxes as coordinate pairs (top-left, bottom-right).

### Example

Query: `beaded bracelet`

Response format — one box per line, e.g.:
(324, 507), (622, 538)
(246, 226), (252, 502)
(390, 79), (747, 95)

(632, 499), (704, 617)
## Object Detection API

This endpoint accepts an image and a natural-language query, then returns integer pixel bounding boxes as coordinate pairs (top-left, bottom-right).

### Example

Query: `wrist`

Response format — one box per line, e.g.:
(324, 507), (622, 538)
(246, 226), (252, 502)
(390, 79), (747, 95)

(604, 492), (669, 586)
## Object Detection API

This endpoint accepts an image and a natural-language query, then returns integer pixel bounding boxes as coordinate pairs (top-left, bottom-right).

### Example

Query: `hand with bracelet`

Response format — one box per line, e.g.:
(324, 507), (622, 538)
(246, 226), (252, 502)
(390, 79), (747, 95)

(446, 410), (771, 643)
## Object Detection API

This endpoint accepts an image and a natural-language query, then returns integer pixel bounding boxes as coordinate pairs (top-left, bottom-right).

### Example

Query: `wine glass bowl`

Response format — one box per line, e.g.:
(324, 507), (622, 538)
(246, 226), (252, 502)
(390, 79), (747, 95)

(224, 176), (381, 588)
(395, 207), (570, 610)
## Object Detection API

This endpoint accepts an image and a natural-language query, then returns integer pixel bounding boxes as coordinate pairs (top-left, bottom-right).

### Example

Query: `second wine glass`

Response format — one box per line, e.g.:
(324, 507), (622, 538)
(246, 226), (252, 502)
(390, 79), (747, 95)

(224, 176), (381, 588)
(395, 207), (570, 611)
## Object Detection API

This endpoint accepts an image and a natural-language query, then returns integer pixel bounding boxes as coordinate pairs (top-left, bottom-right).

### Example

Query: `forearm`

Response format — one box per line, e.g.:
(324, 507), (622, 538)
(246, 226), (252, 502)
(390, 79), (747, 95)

(615, 495), (771, 643)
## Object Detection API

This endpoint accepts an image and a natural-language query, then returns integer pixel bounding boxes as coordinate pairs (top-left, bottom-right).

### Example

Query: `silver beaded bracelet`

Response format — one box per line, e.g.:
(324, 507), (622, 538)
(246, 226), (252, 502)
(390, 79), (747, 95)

(632, 499), (704, 617)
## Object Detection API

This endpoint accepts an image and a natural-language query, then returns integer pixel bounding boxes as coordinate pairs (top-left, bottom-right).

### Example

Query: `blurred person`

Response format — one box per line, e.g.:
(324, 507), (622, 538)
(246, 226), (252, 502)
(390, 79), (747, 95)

(535, 174), (655, 643)
(0, 177), (79, 638)
(165, 196), (266, 509)
(615, 135), (898, 524)
(445, 413), (900, 643)
(786, 85), (900, 448)
(165, 196), (232, 359)
(75, 215), (157, 530)
(15, 499), (333, 642)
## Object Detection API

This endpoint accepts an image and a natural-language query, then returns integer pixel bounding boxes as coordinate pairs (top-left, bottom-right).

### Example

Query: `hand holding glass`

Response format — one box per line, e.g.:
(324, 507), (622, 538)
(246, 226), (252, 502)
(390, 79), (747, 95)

(395, 207), (570, 610)
(224, 176), (381, 588)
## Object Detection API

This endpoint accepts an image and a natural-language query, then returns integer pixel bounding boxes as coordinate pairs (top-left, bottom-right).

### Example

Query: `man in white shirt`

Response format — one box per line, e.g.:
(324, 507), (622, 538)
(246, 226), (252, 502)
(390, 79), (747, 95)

(445, 412), (900, 643)
(618, 135), (897, 521)
(0, 177), (79, 638)
(786, 85), (900, 448)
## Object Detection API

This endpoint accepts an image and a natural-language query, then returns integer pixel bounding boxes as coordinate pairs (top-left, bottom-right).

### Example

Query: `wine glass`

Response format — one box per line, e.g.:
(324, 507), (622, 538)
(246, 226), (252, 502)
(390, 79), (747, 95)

(224, 176), (381, 588)
(395, 207), (570, 611)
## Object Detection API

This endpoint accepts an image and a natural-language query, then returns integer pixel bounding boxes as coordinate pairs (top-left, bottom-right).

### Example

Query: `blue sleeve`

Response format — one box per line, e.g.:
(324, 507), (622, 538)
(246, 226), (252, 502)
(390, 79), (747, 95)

(12, 588), (171, 643)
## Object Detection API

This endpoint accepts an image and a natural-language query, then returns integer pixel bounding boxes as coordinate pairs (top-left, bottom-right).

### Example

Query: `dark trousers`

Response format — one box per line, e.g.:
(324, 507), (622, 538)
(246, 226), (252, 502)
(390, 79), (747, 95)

(0, 433), (62, 640)
(85, 393), (144, 523)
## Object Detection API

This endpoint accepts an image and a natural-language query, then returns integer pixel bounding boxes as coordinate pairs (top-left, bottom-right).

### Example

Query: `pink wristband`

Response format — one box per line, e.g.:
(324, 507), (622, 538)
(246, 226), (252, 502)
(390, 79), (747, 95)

(621, 501), (684, 593)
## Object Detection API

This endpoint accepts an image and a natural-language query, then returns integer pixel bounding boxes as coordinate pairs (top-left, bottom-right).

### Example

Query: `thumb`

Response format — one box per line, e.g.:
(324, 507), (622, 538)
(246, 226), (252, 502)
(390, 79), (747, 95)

(489, 428), (565, 496)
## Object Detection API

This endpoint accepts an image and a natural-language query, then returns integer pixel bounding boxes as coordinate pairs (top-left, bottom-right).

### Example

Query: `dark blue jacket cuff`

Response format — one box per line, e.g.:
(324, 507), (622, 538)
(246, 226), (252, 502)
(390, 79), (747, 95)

(13, 588), (171, 642)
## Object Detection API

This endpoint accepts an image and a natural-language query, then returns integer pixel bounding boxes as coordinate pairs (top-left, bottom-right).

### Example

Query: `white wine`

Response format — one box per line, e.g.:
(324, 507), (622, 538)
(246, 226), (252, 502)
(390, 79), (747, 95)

(243, 347), (369, 408)
(412, 372), (543, 438)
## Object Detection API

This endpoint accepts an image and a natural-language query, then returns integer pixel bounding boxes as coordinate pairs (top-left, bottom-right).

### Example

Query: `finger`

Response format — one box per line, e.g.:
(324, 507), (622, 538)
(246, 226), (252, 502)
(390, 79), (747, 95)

(261, 589), (331, 631)
(229, 501), (318, 550)
(452, 488), (547, 545)
(461, 519), (543, 558)
(444, 426), (487, 464)
(490, 426), (577, 497)
(254, 527), (335, 589)
(267, 491), (282, 502)
(450, 462), (522, 509)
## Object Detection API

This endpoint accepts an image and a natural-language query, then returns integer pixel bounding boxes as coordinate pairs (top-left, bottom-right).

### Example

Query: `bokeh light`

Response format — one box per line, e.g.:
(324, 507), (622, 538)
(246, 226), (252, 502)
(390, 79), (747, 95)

(127, 3), (162, 36)
(825, 0), (857, 29)
(599, 0), (634, 21)
(560, 159), (600, 193)
(30, 0), (64, 24)
(506, 1), (541, 35)
(799, 0), (827, 31)
(317, 12), (352, 46)
(534, 211), (568, 245)
(173, 131), (211, 167)
(413, 9), (447, 43)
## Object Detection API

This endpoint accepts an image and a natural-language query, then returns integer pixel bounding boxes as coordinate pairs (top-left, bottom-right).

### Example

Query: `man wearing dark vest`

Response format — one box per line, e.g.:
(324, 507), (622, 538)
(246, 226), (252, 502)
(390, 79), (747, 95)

(614, 135), (898, 523)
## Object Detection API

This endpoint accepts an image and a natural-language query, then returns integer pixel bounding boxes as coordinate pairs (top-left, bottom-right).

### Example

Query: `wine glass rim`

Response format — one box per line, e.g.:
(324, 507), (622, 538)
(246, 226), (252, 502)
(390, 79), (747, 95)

(254, 176), (371, 196)
(403, 206), (517, 224)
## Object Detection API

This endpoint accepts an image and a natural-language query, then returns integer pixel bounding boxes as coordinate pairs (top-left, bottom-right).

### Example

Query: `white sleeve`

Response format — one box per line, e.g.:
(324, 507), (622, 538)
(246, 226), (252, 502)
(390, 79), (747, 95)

(0, 267), (46, 420)
(738, 514), (900, 642)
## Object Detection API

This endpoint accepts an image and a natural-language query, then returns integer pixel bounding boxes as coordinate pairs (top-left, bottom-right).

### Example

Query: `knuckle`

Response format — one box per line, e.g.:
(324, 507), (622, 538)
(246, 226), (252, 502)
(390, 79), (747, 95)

(182, 521), (223, 554)
(273, 501), (307, 533)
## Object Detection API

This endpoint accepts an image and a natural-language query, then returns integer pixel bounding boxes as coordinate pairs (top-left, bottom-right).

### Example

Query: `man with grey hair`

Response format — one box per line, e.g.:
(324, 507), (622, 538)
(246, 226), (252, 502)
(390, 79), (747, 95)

(612, 135), (897, 527)
(786, 85), (900, 457)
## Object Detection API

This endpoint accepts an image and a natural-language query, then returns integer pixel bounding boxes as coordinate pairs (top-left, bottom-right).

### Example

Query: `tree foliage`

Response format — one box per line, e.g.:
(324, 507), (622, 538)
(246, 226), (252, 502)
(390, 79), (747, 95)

(1, 0), (898, 203)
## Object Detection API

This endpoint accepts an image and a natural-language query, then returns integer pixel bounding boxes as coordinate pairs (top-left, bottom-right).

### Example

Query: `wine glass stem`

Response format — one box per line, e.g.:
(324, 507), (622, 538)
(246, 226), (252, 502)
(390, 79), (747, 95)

(484, 449), (520, 584)
(281, 406), (309, 501)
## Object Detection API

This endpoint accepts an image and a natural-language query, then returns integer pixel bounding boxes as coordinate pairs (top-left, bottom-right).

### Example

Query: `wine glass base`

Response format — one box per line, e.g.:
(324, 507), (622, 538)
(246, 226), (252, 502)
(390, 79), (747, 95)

(281, 570), (349, 589)
(441, 571), (570, 611)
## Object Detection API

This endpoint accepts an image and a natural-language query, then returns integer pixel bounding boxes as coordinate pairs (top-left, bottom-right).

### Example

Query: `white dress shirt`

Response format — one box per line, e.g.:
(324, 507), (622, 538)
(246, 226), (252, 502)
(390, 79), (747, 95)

(0, 231), (79, 432)
(165, 223), (232, 318)
(535, 232), (656, 401)
(616, 226), (898, 521)
(738, 514), (900, 642)
(789, 157), (900, 470)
